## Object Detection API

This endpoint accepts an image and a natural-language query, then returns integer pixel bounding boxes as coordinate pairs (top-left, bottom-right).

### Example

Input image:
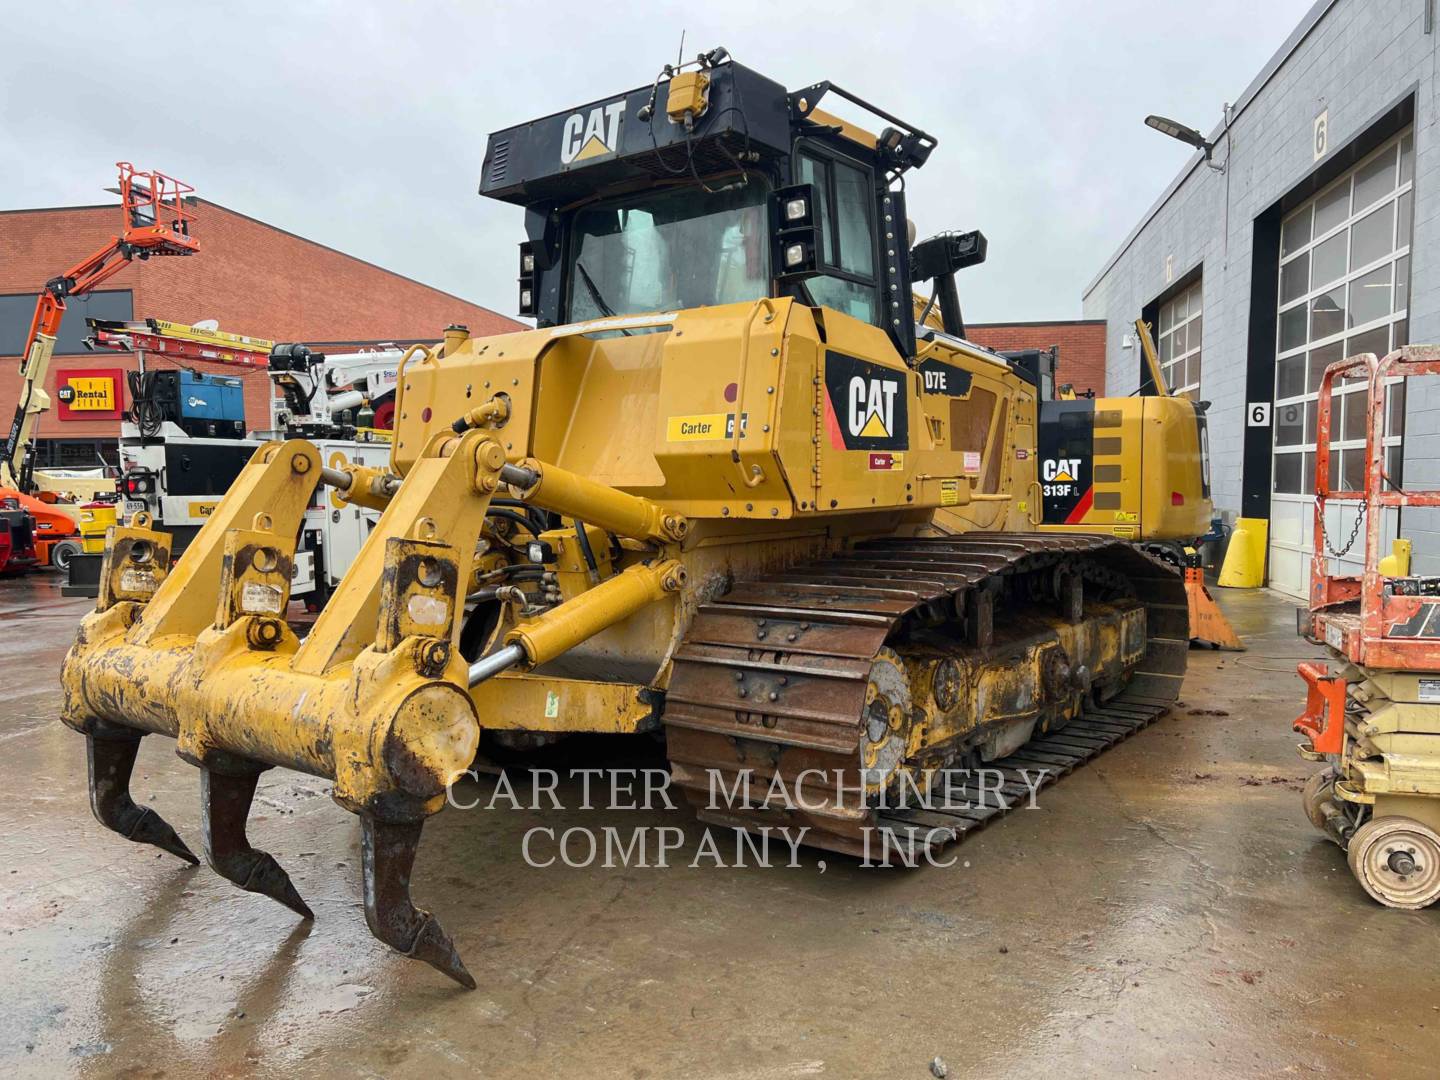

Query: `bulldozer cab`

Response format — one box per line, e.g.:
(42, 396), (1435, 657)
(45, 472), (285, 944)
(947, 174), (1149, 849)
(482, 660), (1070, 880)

(481, 55), (939, 362)
(457, 52), (1028, 526)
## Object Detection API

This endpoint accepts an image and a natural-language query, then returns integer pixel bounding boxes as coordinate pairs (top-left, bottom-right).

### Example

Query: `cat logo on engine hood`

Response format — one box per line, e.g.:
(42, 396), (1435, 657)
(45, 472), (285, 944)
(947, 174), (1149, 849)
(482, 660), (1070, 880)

(823, 351), (908, 452)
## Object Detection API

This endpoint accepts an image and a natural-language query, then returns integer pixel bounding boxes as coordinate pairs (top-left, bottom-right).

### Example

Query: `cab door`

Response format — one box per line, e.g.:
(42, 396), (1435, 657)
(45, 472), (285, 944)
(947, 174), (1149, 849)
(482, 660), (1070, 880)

(792, 144), (884, 328)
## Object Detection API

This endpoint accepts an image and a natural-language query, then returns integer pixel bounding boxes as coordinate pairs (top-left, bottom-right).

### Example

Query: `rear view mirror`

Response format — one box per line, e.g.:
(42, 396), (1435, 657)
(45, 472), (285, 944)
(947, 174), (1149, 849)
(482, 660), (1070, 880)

(909, 229), (987, 281)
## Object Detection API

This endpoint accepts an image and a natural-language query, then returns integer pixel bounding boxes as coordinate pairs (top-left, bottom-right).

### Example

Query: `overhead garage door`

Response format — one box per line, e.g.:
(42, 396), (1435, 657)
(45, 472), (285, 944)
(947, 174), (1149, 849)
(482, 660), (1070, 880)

(1268, 129), (1414, 598)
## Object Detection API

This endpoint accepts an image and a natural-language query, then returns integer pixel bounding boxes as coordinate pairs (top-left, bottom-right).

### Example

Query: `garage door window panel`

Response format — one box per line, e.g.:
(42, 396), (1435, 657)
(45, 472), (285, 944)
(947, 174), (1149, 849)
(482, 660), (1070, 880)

(1282, 207), (1311, 256)
(1313, 181), (1350, 237)
(1269, 127), (1413, 597)
(1280, 306), (1308, 352)
(1311, 233), (1347, 289)
(1157, 280), (1202, 397)
(1281, 252), (1310, 305)
(1350, 203), (1394, 272)
(1348, 263), (1392, 328)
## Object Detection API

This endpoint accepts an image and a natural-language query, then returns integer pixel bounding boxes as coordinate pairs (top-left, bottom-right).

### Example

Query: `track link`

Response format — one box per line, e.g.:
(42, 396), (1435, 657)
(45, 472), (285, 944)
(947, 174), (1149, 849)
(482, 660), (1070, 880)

(869, 688), (1174, 862)
(663, 533), (1187, 859)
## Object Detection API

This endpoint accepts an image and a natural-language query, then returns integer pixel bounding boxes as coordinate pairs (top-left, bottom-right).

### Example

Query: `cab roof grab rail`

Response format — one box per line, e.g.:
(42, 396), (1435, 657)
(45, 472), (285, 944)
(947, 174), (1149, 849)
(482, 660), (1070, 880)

(787, 82), (937, 175)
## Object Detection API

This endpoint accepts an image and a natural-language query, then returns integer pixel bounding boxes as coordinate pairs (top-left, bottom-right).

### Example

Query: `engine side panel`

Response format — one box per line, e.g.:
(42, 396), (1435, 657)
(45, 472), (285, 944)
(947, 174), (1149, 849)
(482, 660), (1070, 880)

(392, 303), (1032, 527)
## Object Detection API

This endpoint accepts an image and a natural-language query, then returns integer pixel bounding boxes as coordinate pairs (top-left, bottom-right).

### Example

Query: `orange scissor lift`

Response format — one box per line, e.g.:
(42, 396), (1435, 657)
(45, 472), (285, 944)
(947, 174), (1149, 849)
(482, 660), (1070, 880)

(1295, 344), (1440, 908)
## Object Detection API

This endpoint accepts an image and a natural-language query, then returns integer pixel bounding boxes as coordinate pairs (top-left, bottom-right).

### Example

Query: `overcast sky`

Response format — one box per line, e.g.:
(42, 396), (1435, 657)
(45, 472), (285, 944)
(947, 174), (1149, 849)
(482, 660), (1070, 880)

(2, 0), (1314, 325)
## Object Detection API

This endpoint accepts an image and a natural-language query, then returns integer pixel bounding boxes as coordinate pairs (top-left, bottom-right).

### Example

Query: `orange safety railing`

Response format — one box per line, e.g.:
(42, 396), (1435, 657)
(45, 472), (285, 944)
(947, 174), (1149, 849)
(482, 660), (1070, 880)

(117, 162), (198, 251)
(1309, 345), (1440, 669)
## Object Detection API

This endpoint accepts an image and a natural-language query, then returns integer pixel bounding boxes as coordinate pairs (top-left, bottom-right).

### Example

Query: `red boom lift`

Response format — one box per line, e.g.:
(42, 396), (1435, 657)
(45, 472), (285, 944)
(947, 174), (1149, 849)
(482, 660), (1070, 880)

(0, 163), (199, 569)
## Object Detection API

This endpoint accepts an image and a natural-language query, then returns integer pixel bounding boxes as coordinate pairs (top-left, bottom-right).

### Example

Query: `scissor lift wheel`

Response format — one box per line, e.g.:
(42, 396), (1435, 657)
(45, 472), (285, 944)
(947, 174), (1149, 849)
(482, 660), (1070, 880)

(1347, 816), (1440, 909)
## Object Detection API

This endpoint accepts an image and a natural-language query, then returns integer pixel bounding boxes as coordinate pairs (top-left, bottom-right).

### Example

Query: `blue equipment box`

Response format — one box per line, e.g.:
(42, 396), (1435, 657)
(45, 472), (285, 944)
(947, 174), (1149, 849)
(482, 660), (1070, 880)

(178, 370), (246, 422)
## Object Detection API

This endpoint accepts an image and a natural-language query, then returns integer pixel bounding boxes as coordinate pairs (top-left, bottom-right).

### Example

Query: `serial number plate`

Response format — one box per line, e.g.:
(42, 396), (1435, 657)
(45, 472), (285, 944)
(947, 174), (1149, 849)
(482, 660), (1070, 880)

(1420, 679), (1440, 703)
(1325, 622), (1344, 651)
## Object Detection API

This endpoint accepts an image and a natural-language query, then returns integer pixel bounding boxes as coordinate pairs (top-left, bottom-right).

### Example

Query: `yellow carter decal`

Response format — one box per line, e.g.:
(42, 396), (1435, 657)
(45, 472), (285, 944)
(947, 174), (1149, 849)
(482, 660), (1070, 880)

(667, 413), (746, 442)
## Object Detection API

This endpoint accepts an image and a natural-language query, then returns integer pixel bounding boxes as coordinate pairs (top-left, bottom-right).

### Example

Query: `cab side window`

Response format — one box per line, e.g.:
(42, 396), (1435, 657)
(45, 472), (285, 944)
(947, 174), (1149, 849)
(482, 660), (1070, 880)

(796, 150), (879, 324)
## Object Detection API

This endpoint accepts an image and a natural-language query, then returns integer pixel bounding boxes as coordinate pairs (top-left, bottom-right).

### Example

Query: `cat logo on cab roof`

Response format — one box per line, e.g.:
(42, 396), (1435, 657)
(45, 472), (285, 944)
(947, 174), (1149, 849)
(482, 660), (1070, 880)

(561, 101), (625, 165)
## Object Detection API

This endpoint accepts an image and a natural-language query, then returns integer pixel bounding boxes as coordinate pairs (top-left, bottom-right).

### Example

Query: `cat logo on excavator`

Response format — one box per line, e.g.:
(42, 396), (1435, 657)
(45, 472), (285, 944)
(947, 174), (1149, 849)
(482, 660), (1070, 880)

(1042, 458), (1081, 483)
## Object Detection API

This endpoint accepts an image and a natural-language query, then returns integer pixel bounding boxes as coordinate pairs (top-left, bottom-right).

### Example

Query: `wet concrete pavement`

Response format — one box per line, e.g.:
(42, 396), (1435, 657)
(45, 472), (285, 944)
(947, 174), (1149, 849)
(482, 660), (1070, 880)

(3, 572), (1440, 1078)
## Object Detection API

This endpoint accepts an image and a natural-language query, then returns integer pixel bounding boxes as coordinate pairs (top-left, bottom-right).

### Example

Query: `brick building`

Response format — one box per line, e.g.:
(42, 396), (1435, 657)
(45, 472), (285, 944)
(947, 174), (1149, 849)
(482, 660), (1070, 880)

(1, 198), (521, 468)
(967, 320), (1107, 396)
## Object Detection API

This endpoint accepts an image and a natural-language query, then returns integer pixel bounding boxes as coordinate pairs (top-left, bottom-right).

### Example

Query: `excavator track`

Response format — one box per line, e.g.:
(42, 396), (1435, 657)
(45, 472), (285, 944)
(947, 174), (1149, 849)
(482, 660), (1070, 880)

(663, 533), (1188, 861)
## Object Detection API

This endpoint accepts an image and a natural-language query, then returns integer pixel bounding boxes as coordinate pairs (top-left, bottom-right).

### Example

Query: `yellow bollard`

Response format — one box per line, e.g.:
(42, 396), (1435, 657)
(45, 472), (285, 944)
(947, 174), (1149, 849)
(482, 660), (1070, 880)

(1217, 517), (1268, 588)
(1379, 538), (1412, 577)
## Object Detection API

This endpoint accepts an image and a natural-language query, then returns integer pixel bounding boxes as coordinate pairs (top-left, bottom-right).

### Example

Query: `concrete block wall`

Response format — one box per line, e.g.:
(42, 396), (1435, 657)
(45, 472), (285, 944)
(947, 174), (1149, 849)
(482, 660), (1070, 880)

(1083, 0), (1440, 569)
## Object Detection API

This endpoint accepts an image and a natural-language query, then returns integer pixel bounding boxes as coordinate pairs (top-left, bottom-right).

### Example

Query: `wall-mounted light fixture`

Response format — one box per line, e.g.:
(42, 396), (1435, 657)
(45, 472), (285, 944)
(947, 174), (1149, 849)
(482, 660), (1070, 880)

(1145, 113), (1227, 173)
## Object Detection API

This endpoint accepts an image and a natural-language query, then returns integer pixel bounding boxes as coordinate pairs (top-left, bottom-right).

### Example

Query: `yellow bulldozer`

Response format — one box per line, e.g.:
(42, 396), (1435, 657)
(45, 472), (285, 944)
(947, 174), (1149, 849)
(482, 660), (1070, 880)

(61, 49), (1188, 987)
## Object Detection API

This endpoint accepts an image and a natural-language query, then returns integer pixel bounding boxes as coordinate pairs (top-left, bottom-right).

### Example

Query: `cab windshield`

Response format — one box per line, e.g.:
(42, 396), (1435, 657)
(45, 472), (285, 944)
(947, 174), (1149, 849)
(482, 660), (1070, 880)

(566, 180), (769, 321)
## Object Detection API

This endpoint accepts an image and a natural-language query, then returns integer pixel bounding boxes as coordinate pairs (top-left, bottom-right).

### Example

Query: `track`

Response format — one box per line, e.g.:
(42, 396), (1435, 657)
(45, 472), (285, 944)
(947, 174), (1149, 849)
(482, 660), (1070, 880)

(864, 687), (1174, 862)
(663, 533), (1188, 859)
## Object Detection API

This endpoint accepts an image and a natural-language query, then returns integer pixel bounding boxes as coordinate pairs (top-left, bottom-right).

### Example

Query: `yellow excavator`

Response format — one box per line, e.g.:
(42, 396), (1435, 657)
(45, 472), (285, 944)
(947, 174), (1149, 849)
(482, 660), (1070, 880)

(911, 302), (1242, 650)
(61, 50), (1189, 986)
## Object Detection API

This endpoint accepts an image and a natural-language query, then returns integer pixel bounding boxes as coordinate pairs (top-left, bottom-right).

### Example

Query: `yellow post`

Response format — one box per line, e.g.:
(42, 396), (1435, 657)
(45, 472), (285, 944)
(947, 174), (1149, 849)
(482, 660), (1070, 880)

(1217, 517), (1269, 588)
(1379, 538), (1412, 577)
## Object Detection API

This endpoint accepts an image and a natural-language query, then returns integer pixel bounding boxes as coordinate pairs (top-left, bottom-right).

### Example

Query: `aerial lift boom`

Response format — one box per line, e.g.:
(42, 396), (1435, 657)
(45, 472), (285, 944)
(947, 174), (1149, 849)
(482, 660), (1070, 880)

(1, 163), (199, 492)
(85, 320), (404, 433)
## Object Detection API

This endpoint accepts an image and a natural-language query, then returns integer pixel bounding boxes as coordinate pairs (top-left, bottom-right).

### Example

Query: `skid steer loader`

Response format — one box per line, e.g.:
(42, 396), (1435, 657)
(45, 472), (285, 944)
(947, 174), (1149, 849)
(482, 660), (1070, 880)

(62, 49), (1188, 987)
